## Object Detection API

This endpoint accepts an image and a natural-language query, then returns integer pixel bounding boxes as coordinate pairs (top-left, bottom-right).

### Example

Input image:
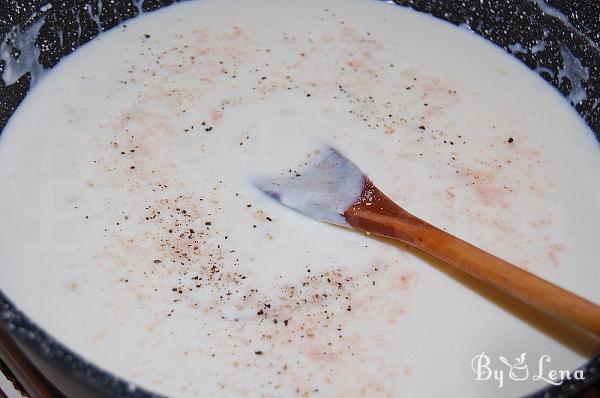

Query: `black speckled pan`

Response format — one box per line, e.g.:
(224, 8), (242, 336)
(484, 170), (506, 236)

(0, 0), (599, 397)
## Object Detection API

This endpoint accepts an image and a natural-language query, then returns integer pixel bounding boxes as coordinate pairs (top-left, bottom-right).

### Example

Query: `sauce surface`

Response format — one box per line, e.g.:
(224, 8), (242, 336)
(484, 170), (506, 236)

(0, 0), (599, 396)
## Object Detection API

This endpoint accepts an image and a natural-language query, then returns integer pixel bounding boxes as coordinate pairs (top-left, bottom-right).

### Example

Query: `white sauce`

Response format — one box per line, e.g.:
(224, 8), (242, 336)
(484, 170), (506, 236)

(0, 0), (599, 397)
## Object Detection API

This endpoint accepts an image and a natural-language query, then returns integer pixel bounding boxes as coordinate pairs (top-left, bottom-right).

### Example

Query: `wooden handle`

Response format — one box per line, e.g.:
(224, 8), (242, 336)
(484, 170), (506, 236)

(345, 181), (600, 336)
(0, 325), (61, 398)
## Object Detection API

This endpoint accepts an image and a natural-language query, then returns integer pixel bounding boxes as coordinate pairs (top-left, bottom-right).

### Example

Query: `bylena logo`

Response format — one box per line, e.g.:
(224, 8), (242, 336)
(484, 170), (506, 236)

(471, 352), (585, 388)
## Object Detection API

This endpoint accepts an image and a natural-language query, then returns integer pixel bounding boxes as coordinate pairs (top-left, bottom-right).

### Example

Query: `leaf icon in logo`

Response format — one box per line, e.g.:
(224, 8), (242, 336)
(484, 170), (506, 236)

(499, 353), (529, 381)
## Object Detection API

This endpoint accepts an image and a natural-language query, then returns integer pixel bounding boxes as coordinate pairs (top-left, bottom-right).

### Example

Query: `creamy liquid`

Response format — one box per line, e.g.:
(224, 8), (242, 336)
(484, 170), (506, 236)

(1, 0), (600, 396)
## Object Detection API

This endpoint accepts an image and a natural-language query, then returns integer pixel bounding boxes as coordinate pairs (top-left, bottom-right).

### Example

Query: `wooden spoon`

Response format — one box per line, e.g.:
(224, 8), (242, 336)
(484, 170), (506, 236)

(256, 146), (600, 336)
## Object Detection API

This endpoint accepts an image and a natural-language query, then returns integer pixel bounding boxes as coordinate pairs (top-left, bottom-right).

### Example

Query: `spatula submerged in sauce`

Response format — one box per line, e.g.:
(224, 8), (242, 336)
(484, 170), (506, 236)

(256, 146), (600, 336)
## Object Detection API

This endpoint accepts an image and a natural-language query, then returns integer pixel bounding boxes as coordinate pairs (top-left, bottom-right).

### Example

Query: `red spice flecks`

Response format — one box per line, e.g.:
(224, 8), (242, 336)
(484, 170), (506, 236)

(461, 168), (511, 209)
(548, 242), (566, 267)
